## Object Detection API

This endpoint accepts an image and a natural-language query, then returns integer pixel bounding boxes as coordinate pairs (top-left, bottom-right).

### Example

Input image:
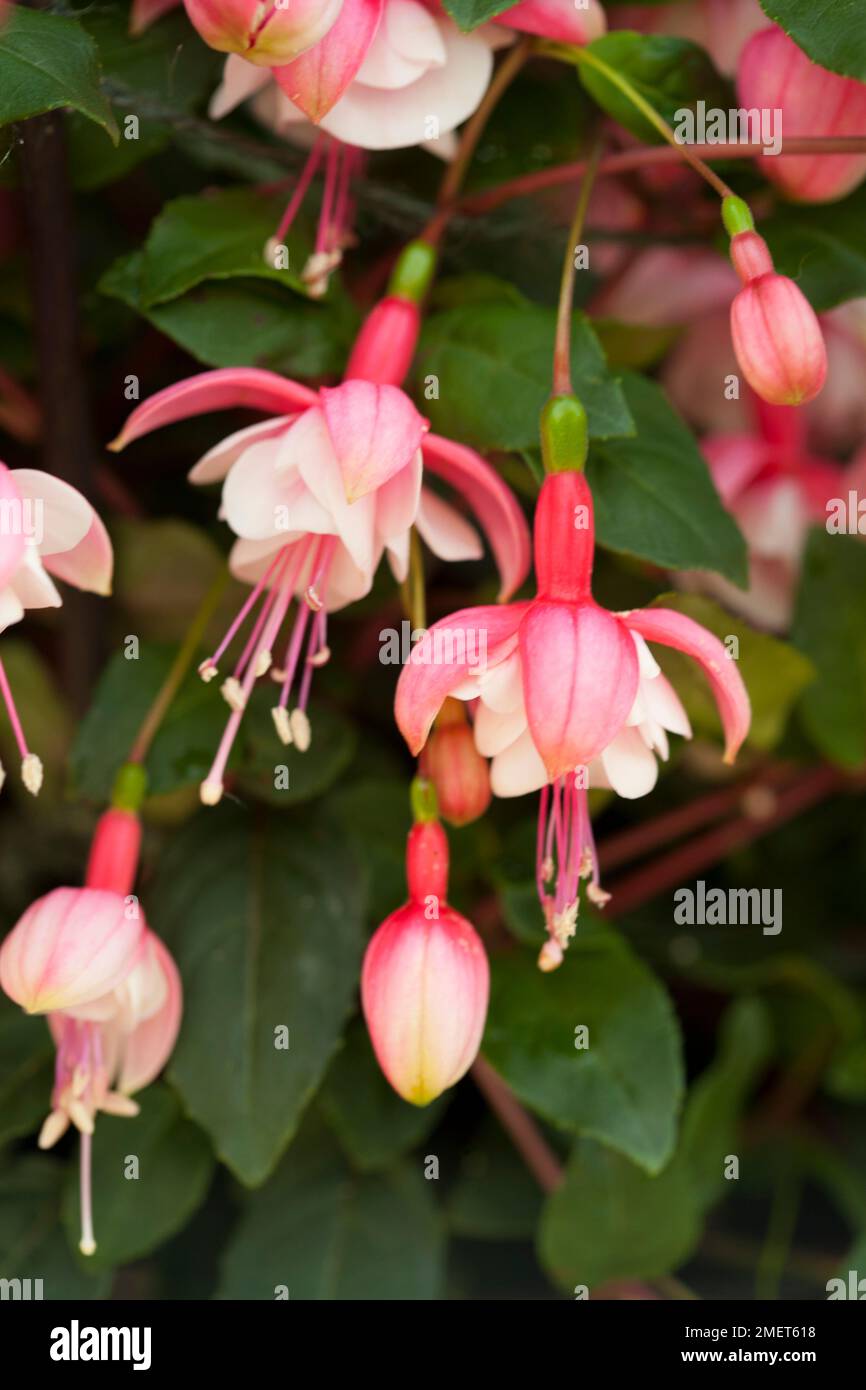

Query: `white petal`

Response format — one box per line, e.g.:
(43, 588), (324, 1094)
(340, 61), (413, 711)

(209, 54), (271, 121)
(474, 700), (527, 758)
(600, 727), (659, 800)
(0, 585), (24, 631)
(415, 488), (482, 562)
(9, 470), (93, 557)
(490, 727), (548, 798)
(642, 673), (692, 738)
(10, 547), (62, 610)
(188, 416), (295, 485)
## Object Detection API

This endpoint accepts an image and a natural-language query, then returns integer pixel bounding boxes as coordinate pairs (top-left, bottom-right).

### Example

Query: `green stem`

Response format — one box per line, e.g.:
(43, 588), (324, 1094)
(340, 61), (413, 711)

(552, 43), (734, 201)
(127, 570), (228, 766)
(553, 138), (602, 396)
(401, 527), (426, 634)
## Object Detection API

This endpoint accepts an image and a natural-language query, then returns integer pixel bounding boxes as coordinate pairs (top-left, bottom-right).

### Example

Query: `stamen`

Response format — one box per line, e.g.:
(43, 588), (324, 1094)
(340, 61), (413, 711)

(79, 1131), (97, 1256)
(271, 706), (293, 746)
(221, 677), (246, 713)
(273, 136), (326, 246)
(0, 656), (40, 793)
(290, 708), (311, 752)
(21, 753), (43, 796)
(201, 546), (288, 680)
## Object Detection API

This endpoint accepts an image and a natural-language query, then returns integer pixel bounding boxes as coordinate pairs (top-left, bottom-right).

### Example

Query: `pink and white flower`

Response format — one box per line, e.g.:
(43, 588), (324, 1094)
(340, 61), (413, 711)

(111, 288), (530, 807)
(0, 463), (112, 796)
(396, 467), (750, 967)
(362, 816), (489, 1104)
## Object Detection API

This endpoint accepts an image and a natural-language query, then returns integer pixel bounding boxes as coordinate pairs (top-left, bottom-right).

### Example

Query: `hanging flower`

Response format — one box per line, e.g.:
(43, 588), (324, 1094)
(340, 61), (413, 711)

(395, 399), (750, 968)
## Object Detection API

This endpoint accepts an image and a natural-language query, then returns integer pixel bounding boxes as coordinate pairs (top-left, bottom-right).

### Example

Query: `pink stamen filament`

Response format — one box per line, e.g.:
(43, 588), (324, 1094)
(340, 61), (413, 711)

(206, 546), (288, 671)
(79, 1131), (96, 1255)
(0, 654), (30, 759)
(297, 610), (326, 711)
(315, 140), (341, 257)
(275, 137), (326, 245)
(231, 549), (293, 680)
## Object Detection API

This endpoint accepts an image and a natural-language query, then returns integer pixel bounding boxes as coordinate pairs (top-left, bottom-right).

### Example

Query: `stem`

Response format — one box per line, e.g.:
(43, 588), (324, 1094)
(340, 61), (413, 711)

(127, 571), (228, 765)
(471, 1055), (563, 1194)
(423, 36), (531, 243)
(18, 110), (98, 711)
(459, 138), (866, 217)
(553, 140), (602, 396)
(556, 44), (734, 200)
(400, 528), (426, 634)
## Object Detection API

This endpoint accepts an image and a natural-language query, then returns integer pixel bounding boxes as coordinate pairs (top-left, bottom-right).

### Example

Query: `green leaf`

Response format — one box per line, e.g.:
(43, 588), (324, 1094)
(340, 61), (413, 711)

(218, 1117), (444, 1298)
(759, 1), (866, 81)
(113, 517), (241, 645)
(415, 303), (633, 450)
(441, 0), (514, 29)
(102, 256), (355, 378)
(318, 1018), (446, 1172)
(680, 997), (773, 1209)
(150, 807), (365, 1185)
(791, 530), (866, 767)
(231, 697), (358, 808)
(0, 991), (53, 1148)
(539, 1137), (700, 1291)
(327, 776), (412, 924)
(62, 1084), (214, 1270)
(762, 187), (866, 312)
(588, 374), (748, 584)
(648, 593), (816, 751)
(0, 8), (117, 140)
(482, 928), (684, 1173)
(447, 1120), (543, 1240)
(0, 1156), (110, 1299)
(576, 33), (729, 144)
(130, 188), (311, 307)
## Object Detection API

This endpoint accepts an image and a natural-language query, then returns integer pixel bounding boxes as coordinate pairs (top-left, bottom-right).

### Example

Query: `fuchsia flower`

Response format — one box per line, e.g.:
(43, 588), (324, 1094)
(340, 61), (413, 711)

(362, 812), (489, 1104)
(727, 223), (827, 408)
(0, 462), (112, 796)
(738, 27), (866, 204)
(693, 398), (858, 630)
(111, 252), (530, 806)
(0, 802), (181, 1254)
(396, 418), (750, 968)
(183, 0), (345, 65)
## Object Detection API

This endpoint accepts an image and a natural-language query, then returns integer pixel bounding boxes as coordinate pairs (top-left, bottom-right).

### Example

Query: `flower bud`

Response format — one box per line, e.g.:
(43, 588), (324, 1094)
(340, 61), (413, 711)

(183, 0), (343, 67)
(362, 820), (489, 1105)
(729, 231), (827, 406)
(344, 297), (421, 387)
(424, 701), (491, 827)
(85, 808), (142, 898)
(738, 27), (866, 204)
(0, 887), (145, 1016)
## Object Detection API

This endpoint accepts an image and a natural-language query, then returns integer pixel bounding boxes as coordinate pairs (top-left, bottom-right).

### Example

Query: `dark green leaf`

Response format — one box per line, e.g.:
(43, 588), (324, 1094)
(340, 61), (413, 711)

(62, 1084), (214, 1270)
(319, 1018), (446, 1172)
(0, 1156), (109, 1299)
(648, 593), (816, 751)
(447, 1120), (543, 1240)
(759, 1), (866, 81)
(791, 530), (866, 766)
(680, 997), (773, 1209)
(218, 1117), (444, 1298)
(441, 0), (514, 29)
(150, 807), (365, 1185)
(415, 303), (633, 450)
(576, 33), (729, 144)
(0, 8), (117, 139)
(588, 374), (748, 583)
(539, 1137), (700, 1290)
(762, 186), (866, 312)
(0, 991), (53, 1148)
(102, 256), (355, 378)
(482, 928), (684, 1173)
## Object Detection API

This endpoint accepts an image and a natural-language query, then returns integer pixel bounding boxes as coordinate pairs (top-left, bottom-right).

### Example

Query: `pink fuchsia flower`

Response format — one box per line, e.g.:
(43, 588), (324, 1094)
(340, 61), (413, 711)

(0, 463), (112, 796)
(183, 0), (345, 65)
(362, 811), (489, 1104)
(0, 885), (145, 1018)
(110, 252), (530, 807)
(0, 800), (182, 1255)
(422, 697), (491, 827)
(396, 406), (750, 967)
(494, 0), (606, 45)
(725, 205), (827, 407)
(691, 398), (853, 630)
(737, 26), (866, 204)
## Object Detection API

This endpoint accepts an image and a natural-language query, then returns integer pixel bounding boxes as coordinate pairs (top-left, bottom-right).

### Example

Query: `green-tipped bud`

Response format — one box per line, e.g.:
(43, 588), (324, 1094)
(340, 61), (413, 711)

(111, 761), (148, 813)
(541, 394), (588, 474)
(721, 195), (755, 239)
(410, 775), (439, 825)
(388, 241), (438, 304)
